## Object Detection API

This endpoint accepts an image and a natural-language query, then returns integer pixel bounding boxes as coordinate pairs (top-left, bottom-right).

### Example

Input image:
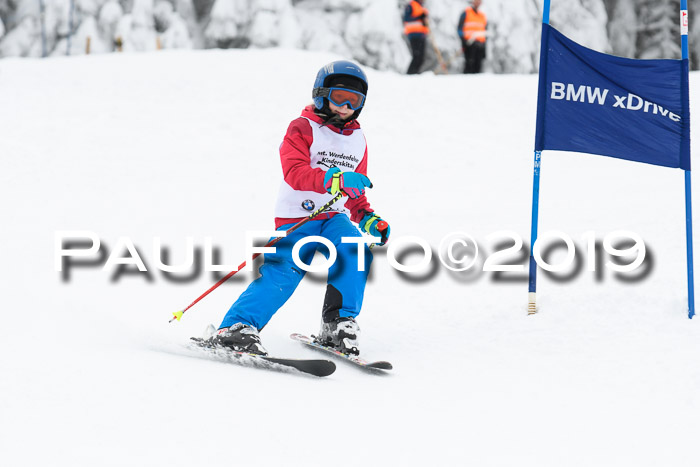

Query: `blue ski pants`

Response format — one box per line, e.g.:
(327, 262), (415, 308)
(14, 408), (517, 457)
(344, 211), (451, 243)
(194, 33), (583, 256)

(219, 214), (373, 331)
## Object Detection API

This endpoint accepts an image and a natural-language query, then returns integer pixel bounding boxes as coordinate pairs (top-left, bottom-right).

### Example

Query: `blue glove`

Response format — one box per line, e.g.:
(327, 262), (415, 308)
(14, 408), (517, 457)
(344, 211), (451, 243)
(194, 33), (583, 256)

(360, 212), (390, 246)
(324, 167), (373, 199)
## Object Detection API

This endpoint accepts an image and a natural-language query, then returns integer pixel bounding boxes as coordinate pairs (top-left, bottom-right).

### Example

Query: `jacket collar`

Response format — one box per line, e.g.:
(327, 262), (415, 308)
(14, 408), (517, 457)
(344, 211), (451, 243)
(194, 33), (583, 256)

(301, 105), (361, 134)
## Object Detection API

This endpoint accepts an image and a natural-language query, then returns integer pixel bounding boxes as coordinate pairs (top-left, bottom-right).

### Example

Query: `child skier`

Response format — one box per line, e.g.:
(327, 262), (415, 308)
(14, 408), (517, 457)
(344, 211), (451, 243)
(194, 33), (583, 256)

(209, 60), (390, 357)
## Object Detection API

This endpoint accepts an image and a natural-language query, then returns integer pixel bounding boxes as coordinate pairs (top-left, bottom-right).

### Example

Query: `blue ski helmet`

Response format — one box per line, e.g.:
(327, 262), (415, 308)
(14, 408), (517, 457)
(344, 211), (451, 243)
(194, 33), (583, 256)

(312, 60), (368, 116)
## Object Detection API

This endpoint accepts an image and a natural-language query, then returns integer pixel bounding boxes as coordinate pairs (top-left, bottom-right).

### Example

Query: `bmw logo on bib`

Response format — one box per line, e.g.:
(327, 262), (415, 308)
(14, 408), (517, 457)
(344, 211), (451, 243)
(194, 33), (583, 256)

(302, 200), (315, 211)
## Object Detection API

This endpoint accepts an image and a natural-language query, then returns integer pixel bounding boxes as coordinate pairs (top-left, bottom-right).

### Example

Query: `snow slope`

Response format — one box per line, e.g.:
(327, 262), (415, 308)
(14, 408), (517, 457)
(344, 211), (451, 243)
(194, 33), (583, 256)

(1, 48), (700, 466)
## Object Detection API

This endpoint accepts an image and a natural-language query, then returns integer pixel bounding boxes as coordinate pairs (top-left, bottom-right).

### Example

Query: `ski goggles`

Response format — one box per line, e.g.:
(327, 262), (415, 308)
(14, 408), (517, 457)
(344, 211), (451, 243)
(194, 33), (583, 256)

(314, 87), (366, 110)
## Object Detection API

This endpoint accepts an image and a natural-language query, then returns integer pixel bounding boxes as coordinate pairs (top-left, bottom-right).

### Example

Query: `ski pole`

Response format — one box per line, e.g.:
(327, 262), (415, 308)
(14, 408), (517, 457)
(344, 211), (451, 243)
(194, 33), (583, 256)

(170, 191), (345, 323)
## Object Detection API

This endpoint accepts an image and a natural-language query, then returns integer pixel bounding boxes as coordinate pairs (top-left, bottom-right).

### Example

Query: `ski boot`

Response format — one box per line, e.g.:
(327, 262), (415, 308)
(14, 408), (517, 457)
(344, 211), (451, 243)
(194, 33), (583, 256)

(211, 323), (268, 356)
(315, 317), (360, 356)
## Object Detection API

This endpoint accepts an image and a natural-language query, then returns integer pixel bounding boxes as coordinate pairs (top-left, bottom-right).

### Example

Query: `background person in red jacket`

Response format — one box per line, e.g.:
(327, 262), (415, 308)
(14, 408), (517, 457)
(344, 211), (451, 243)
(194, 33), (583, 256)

(458, 0), (488, 74)
(208, 61), (390, 357)
(403, 0), (430, 74)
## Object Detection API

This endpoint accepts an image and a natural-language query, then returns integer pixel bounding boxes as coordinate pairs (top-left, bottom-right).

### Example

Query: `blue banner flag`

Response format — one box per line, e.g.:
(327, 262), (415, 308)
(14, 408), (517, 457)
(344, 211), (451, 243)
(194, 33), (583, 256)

(535, 24), (691, 170)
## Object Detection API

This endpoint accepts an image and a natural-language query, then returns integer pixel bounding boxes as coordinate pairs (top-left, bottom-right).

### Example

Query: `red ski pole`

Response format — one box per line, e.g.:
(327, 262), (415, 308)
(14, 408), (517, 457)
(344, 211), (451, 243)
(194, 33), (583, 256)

(170, 192), (344, 323)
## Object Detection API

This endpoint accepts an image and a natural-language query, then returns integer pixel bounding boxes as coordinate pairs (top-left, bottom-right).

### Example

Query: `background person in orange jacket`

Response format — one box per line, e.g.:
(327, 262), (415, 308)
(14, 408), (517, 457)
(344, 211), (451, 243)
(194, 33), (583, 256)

(403, 0), (430, 74)
(457, 0), (487, 74)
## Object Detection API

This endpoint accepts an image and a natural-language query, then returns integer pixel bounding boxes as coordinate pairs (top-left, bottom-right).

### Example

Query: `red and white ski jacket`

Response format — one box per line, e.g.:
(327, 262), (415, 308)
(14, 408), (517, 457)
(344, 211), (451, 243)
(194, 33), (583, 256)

(274, 105), (373, 229)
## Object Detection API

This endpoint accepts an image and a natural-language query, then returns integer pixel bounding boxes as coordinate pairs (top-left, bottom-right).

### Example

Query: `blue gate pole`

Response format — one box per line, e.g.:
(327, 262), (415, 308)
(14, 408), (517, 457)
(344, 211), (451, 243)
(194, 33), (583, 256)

(528, 0), (551, 315)
(680, 1), (695, 318)
(687, 171), (695, 319)
(528, 151), (542, 315)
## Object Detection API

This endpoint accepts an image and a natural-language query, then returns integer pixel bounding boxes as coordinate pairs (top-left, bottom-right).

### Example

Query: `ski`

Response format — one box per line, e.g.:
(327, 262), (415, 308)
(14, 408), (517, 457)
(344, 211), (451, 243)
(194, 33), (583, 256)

(290, 333), (393, 371)
(189, 337), (336, 377)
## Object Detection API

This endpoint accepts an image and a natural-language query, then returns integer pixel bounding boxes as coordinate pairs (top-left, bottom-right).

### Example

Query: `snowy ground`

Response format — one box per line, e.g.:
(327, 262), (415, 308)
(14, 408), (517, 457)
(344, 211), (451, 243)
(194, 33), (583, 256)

(2, 48), (700, 466)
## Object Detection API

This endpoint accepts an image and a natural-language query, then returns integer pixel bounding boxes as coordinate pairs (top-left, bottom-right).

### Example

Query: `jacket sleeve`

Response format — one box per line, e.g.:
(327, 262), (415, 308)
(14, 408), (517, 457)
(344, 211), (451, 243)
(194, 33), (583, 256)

(279, 118), (327, 193)
(457, 11), (465, 39)
(403, 4), (413, 23)
(344, 144), (373, 224)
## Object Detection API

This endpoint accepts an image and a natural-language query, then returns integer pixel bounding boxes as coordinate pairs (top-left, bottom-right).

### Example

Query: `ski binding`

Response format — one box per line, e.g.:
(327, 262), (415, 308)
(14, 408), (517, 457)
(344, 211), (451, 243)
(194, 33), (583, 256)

(190, 337), (336, 377)
(290, 333), (393, 371)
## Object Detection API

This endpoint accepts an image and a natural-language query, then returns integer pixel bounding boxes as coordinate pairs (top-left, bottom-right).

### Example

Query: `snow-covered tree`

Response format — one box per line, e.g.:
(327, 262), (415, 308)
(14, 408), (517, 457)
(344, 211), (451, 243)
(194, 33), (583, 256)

(322, 0), (369, 11)
(295, 7), (351, 57)
(550, 0), (610, 52)
(688, 0), (700, 68)
(191, 0), (214, 21)
(0, 0), (11, 21)
(344, 0), (410, 71)
(245, 0), (296, 48)
(153, 0), (172, 31)
(204, 0), (249, 48)
(276, 3), (301, 48)
(0, 14), (33, 55)
(0, 0), (42, 57)
(636, 0), (681, 59)
(160, 13), (191, 48)
(53, 14), (110, 55)
(0, 0), (8, 37)
(0, 0), (698, 72)
(77, 0), (108, 17)
(154, 0), (192, 48)
(0, 0), (20, 31)
(99, 0), (123, 48)
(173, 0), (200, 47)
(115, 0), (157, 51)
(606, 0), (637, 58)
(481, 0), (541, 73)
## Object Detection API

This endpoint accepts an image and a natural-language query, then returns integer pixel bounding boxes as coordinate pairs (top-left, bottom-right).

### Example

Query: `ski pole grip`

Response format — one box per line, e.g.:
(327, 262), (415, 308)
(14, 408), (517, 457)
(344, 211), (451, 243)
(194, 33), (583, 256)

(376, 220), (389, 245)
